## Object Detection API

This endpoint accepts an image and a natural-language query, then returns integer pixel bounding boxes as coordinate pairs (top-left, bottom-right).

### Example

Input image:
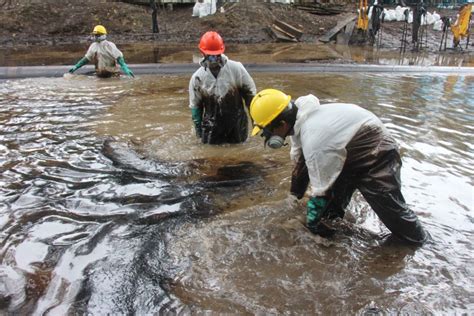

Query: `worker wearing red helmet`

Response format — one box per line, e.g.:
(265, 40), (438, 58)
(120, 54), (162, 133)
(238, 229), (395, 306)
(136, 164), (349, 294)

(189, 31), (257, 144)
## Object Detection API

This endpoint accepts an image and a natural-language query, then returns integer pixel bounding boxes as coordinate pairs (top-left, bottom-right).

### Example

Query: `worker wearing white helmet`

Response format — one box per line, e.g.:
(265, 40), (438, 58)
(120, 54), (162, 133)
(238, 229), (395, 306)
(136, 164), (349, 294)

(250, 89), (428, 244)
(68, 25), (134, 78)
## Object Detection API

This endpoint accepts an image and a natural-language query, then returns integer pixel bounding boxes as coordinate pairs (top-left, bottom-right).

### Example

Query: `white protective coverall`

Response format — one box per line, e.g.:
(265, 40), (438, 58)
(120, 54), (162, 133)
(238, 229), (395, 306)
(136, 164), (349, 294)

(189, 54), (256, 144)
(290, 94), (428, 244)
(85, 40), (123, 76)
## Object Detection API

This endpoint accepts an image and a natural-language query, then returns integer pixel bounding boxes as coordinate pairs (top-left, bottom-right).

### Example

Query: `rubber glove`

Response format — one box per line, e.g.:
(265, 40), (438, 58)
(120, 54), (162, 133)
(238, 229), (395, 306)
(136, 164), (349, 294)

(68, 57), (89, 73)
(191, 107), (203, 138)
(117, 56), (134, 77)
(306, 196), (327, 230)
(307, 196), (337, 237)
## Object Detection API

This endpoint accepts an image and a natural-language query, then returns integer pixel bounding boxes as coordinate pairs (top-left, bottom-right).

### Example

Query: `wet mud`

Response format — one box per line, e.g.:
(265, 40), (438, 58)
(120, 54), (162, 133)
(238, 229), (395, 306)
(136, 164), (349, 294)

(0, 1), (472, 71)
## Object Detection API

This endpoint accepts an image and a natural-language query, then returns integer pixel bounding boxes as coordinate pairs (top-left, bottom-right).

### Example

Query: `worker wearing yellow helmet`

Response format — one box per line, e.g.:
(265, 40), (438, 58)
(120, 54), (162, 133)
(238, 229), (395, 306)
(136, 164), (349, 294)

(250, 89), (428, 245)
(68, 25), (134, 78)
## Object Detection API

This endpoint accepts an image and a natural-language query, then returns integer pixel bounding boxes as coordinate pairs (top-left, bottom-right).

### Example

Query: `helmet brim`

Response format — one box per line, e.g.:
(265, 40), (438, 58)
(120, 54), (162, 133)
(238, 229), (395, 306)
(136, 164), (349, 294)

(251, 126), (261, 136)
(199, 48), (225, 55)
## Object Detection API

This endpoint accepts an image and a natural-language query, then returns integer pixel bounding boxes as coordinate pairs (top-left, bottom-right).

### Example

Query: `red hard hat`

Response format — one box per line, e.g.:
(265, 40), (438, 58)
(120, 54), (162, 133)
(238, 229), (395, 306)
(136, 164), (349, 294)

(199, 31), (225, 55)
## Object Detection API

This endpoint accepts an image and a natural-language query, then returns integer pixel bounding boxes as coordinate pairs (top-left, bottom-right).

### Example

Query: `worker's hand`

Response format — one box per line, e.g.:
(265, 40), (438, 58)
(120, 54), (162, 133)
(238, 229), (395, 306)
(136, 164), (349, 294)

(123, 68), (134, 78)
(69, 57), (89, 74)
(306, 196), (336, 237)
(306, 196), (327, 229)
(117, 57), (134, 78)
(194, 124), (202, 138)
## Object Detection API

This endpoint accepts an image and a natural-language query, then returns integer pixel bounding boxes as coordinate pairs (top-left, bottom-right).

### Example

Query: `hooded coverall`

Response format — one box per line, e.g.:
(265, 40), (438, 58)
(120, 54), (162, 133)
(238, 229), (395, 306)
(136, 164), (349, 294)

(189, 54), (257, 144)
(84, 40), (124, 78)
(290, 95), (428, 244)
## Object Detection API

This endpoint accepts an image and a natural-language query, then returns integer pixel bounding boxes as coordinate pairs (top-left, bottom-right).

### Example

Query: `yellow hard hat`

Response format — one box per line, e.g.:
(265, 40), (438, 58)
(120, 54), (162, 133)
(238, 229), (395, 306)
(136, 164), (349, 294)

(92, 25), (107, 35)
(250, 89), (291, 136)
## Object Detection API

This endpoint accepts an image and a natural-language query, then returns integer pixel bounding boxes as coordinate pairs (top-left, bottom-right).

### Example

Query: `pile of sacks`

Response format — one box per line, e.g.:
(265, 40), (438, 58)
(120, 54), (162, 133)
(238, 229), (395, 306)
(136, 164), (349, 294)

(369, 5), (444, 30)
(192, 0), (217, 18)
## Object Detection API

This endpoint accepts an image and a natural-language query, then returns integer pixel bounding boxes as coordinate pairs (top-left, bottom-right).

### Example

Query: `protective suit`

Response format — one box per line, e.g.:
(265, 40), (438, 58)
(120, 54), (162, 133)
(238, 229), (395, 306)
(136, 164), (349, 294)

(189, 54), (256, 144)
(84, 40), (124, 77)
(68, 25), (134, 78)
(289, 94), (428, 244)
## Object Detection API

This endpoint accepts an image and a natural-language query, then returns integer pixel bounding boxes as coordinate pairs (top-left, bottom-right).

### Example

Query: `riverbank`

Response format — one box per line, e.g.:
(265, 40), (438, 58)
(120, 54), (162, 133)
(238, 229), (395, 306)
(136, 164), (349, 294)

(0, 1), (470, 54)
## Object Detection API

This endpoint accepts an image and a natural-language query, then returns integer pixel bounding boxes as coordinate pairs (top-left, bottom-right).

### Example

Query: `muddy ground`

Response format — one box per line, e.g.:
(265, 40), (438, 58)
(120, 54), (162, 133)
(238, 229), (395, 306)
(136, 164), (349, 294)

(0, 1), (469, 53)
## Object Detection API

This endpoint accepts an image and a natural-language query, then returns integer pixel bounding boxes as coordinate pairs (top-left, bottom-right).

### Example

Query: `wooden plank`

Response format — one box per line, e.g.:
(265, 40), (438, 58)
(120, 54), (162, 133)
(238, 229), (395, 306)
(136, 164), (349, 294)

(272, 24), (297, 40)
(345, 20), (356, 36)
(273, 20), (304, 40)
(295, 4), (345, 15)
(318, 14), (357, 43)
(268, 27), (298, 42)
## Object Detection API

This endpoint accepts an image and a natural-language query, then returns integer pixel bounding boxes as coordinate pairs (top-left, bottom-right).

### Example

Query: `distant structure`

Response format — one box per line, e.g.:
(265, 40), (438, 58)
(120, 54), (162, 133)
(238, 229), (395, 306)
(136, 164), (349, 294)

(119, 0), (299, 4)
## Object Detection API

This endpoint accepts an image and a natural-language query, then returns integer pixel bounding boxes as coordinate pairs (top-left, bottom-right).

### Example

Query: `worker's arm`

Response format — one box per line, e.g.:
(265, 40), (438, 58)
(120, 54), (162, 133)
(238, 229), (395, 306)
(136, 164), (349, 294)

(307, 196), (328, 229)
(237, 63), (257, 108)
(68, 57), (89, 73)
(189, 74), (203, 138)
(191, 107), (203, 138)
(117, 56), (134, 77)
(302, 148), (344, 237)
(290, 154), (309, 199)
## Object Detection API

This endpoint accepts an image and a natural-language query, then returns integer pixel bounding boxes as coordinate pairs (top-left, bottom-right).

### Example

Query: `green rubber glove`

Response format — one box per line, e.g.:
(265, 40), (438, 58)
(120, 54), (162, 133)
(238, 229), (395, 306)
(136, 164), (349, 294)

(191, 107), (203, 138)
(69, 57), (89, 73)
(306, 196), (328, 230)
(307, 196), (337, 237)
(117, 56), (134, 77)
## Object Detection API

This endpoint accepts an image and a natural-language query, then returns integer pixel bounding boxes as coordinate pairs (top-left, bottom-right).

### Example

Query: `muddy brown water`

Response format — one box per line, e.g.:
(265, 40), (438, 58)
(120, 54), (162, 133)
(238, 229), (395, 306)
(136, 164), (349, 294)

(1, 42), (473, 67)
(0, 71), (473, 314)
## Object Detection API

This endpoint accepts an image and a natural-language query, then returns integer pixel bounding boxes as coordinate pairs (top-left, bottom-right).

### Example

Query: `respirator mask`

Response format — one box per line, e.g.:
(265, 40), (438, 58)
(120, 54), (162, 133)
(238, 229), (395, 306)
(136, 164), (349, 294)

(92, 34), (107, 42)
(204, 54), (223, 70)
(261, 127), (287, 149)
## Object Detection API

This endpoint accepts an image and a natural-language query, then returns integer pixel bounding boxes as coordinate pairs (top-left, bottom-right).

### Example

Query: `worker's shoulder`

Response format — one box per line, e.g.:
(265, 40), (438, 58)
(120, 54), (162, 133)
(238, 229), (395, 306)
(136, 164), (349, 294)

(192, 65), (206, 74)
(102, 40), (119, 48)
(87, 41), (99, 49)
(190, 66), (208, 80)
(225, 58), (246, 69)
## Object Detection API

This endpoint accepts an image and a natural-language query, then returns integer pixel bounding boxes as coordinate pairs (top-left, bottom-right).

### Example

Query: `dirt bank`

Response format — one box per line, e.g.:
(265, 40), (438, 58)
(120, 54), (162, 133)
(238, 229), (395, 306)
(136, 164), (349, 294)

(0, 1), (470, 53)
(0, 1), (339, 45)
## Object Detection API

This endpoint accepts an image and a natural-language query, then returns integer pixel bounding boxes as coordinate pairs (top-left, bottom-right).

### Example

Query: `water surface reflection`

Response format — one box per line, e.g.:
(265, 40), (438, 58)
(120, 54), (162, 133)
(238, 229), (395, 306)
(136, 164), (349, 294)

(0, 72), (472, 314)
(1, 43), (473, 67)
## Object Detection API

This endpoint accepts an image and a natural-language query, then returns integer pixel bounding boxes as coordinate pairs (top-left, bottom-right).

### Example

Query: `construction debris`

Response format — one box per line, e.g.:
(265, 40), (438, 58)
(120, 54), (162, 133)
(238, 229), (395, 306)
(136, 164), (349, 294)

(270, 20), (304, 42)
(319, 14), (357, 43)
(269, 27), (298, 42)
(294, 3), (345, 16)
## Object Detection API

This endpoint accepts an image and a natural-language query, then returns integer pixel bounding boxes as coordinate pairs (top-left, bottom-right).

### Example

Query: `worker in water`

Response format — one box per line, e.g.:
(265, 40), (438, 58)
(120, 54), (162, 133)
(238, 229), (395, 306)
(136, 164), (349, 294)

(68, 25), (134, 78)
(189, 31), (256, 144)
(250, 89), (429, 245)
